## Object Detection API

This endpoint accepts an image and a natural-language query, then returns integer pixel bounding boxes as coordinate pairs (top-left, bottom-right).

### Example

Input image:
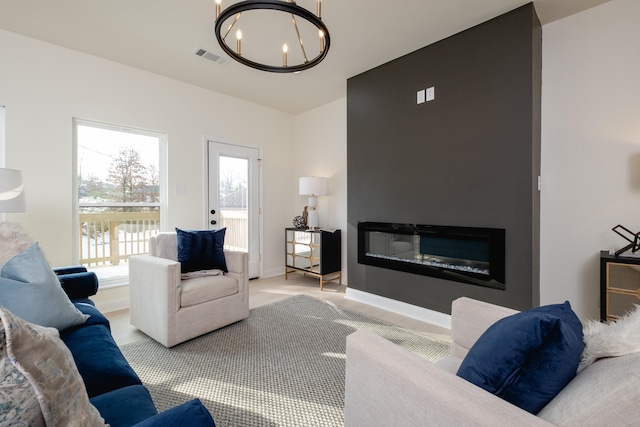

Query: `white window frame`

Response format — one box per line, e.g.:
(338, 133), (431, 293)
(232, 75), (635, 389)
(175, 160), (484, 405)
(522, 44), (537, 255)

(0, 105), (5, 167)
(72, 118), (168, 287)
(0, 106), (5, 222)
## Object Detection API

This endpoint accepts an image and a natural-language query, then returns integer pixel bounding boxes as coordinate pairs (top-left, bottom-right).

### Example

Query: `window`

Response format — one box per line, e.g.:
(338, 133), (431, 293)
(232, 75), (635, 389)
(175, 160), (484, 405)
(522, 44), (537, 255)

(74, 119), (166, 286)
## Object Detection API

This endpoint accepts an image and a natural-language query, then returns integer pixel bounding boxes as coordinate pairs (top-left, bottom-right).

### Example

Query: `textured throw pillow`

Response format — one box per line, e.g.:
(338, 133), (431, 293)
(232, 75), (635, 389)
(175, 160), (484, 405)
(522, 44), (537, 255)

(578, 304), (640, 373)
(0, 305), (107, 426)
(176, 228), (228, 274)
(456, 301), (584, 414)
(0, 221), (33, 266)
(0, 335), (46, 426)
(0, 243), (88, 331)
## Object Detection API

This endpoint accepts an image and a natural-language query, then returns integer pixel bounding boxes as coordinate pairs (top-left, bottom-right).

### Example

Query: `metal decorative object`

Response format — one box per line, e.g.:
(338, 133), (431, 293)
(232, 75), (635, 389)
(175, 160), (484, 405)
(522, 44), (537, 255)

(612, 224), (640, 256)
(293, 207), (310, 229)
(302, 206), (308, 228)
(293, 216), (306, 229)
(214, 0), (330, 73)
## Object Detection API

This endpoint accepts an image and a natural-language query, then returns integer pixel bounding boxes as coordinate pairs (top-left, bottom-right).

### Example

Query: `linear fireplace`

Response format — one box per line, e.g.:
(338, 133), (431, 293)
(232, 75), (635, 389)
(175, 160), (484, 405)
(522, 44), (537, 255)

(358, 222), (506, 289)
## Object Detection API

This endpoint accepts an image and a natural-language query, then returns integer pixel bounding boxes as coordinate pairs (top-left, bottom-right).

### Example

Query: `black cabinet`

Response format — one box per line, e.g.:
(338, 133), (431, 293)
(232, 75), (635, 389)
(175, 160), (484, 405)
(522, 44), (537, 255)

(600, 251), (640, 321)
(285, 228), (341, 290)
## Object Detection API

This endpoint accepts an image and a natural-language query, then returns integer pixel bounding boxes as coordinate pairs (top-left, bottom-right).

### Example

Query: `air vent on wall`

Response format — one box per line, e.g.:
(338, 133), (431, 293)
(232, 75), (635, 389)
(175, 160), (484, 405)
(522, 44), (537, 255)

(194, 48), (228, 65)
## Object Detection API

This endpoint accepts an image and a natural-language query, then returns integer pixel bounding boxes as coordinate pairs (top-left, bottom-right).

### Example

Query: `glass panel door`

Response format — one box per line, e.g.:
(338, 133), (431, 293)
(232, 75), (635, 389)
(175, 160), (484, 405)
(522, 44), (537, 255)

(208, 141), (260, 279)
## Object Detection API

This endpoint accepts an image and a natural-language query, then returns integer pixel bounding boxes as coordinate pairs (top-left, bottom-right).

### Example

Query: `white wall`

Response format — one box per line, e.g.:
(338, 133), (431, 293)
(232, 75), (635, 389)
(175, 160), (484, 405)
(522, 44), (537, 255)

(3, 0), (635, 321)
(541, 0), (640, 320)
(293, 98), (348, 282)
(0, 29), (296, 277)
(289, 0), (640, 321)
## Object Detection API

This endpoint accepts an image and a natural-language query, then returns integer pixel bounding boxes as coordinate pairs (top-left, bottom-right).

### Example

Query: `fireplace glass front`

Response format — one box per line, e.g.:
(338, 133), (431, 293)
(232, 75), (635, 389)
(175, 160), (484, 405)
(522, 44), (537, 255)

(358, 222), (505, 289)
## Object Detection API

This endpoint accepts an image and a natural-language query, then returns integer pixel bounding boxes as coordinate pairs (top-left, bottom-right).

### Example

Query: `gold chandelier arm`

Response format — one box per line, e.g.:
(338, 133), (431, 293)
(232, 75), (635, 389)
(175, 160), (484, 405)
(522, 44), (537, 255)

(223, 12), (241, 41)
(291, 14), (309, 64)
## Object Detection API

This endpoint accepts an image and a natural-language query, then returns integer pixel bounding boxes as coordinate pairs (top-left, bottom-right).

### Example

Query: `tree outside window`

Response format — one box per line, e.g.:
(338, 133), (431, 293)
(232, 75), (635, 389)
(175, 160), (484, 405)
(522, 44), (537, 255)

(76, 122), (163, 274)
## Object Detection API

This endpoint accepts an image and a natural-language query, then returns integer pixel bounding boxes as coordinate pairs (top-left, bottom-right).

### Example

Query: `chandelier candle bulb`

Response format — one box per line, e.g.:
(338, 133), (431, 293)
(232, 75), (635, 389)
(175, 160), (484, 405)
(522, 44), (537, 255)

(319, 30), (324, 52)
(283, 44), (288, 67)
(317, 0), (321, 18)
(215, 0), (221, 19)
(283, 43), (288, 67)
(236, 29), (242, 55)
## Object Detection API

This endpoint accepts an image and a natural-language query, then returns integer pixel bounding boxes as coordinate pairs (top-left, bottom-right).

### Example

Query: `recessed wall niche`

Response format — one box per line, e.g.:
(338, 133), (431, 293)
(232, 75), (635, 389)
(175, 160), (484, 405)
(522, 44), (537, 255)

(347, 3), (541, 314)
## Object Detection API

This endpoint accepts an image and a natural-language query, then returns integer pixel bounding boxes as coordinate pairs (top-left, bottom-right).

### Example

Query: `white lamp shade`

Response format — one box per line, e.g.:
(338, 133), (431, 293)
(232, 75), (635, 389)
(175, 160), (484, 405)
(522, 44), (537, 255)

(0, 168), (26, 213)
(299, 176), (328, 196)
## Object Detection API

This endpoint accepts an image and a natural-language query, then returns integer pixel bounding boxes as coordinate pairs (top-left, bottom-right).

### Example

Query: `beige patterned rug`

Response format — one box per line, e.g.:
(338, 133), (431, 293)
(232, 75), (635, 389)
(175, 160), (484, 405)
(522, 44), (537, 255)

(120, 294), (449, 427)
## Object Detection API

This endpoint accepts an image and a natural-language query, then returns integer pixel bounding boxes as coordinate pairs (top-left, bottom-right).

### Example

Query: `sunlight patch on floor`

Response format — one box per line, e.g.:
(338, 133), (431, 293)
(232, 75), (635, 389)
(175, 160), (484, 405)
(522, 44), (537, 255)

(138, 367), (178, 385)
(321, 352), (346, 360)
(172, 377), (343, 423)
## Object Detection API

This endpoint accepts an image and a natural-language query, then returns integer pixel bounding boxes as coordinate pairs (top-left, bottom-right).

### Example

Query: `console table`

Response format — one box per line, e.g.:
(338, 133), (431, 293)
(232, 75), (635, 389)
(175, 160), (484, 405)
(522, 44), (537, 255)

(600, 251), (640, 321)
(285, 228), (341, 290)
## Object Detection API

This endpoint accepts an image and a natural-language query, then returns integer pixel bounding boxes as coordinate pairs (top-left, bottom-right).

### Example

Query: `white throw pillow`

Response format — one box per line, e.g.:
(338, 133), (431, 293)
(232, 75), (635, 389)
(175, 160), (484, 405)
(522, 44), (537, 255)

(154, 232), (179, 261)
(579, 304), (640, 372)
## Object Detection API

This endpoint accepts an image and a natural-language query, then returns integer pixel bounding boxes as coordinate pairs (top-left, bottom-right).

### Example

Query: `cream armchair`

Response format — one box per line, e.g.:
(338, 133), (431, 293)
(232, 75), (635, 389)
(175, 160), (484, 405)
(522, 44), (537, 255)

(128, 232), (249, 348)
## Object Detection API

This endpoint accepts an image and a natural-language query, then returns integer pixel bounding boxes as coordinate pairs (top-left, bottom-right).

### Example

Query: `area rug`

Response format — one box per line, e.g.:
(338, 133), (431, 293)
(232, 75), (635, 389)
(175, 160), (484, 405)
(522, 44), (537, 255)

(120, 294), (450, 427)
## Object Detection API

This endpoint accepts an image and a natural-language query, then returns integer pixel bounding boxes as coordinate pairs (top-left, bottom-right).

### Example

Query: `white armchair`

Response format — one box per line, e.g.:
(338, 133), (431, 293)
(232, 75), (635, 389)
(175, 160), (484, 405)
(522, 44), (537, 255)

(128, 232), (249, 348)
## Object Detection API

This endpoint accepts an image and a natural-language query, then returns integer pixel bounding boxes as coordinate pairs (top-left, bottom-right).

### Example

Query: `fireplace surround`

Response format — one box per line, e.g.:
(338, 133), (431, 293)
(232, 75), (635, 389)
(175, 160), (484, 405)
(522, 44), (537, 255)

(358, 222), (506, 289)
(346, 4), (540, 313)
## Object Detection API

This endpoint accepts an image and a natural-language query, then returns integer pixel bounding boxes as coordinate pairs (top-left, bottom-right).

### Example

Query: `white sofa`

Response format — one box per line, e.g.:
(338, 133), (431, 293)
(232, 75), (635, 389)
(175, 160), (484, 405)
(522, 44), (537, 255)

(128, 232), (249, 348)
(345, 297), (640, 426)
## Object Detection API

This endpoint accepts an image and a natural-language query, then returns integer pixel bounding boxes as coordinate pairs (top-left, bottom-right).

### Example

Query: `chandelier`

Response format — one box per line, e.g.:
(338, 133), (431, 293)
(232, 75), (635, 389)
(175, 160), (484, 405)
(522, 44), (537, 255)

(214, 0), (330, 73)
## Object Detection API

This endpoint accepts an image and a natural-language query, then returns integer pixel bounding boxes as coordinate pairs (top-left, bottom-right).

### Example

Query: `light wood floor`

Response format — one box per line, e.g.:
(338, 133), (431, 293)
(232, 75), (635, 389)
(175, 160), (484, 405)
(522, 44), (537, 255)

(105, 274), (452, 347)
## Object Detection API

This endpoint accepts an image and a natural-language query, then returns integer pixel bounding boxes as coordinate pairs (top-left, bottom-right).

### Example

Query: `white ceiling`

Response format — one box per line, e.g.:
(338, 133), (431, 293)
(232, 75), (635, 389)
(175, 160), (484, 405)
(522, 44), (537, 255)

(0, 0), (609, 114)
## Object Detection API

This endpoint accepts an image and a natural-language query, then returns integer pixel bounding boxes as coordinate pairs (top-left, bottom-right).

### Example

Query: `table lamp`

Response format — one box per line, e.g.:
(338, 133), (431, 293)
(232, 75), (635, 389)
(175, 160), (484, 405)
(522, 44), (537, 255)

(0, 168), (26, 213)
(299, 176), (327, 229)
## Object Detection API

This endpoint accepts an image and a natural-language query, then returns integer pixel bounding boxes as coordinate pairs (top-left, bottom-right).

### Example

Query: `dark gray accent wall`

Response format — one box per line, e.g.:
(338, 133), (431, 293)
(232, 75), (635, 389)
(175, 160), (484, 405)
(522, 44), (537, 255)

(347, 3), (542, 314)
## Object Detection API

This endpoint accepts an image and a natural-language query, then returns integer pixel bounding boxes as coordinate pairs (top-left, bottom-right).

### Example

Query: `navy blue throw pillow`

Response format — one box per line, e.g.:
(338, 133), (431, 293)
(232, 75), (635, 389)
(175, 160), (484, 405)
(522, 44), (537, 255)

(176, 228), (228, 274)
(456, 301), (584, 414)
(132, 399), (216, 427)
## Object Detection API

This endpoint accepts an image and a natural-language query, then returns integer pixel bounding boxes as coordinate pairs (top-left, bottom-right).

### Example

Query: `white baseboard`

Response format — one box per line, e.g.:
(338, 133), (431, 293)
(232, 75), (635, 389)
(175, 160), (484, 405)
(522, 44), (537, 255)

(262, 266), (285, 278)
(345, 288), (451, 330)
(263, 268), (349, 286)
(92, 284), (130, 314)
(97, 298), (129, 314)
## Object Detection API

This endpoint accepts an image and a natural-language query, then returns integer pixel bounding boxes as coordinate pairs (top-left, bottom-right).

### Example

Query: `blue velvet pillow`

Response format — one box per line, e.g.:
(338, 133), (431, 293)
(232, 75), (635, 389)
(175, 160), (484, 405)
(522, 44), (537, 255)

(176, 228), (228, 274)
(456, 301), (584, 414)
(132, 399), (216, 427)
(90, 385), (158, 427)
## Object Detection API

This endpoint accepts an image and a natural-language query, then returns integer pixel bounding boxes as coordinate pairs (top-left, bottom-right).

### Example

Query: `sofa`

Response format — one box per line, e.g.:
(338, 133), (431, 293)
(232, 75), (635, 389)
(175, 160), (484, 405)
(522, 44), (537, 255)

(0, 220), (215, 426)
(129, 230), (249, 348)
(55, 266), (216, 427)
(345, 296), (640, 426)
